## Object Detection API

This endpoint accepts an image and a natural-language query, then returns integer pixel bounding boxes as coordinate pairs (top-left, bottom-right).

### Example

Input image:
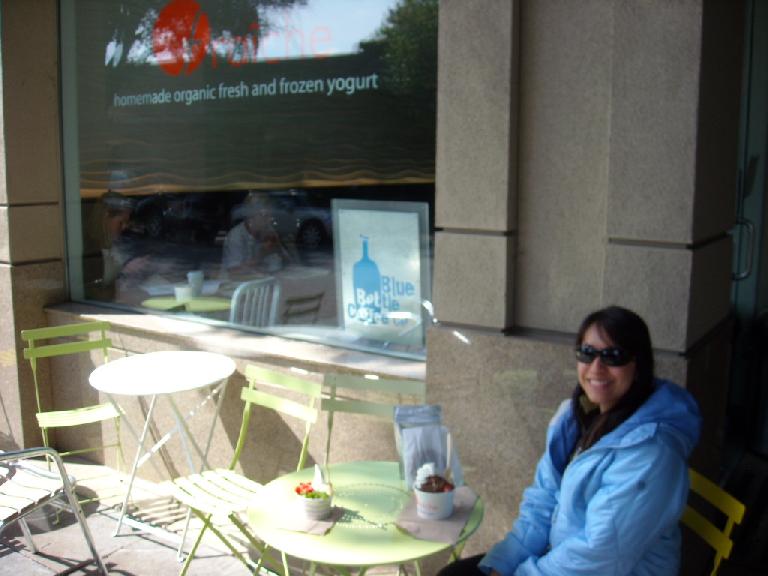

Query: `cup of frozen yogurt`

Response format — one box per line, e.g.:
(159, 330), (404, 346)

(413, 462), (455, 520)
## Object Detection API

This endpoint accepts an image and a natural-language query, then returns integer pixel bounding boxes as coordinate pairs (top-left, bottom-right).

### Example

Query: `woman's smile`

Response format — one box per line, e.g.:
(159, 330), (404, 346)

(577, 325), (636, 412)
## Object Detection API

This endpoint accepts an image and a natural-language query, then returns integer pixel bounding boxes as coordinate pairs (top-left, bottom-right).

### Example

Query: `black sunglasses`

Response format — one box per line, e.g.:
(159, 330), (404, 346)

(575, 345), (633, 367)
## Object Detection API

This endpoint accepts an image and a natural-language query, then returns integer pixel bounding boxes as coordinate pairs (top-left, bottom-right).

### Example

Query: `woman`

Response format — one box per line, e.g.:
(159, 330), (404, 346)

(440, 306), (701, 576)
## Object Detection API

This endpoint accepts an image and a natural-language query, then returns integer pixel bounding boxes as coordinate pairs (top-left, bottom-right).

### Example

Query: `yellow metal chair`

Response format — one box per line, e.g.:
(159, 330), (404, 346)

(0, 447), (108, 574)
(20, 321), (123, 470)
(681, 468), (747, 576)
(172, 364), (322, 576)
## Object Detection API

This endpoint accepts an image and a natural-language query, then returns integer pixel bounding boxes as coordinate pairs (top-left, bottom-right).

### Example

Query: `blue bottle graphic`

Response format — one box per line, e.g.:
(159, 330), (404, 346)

(352, 236), (381, 324)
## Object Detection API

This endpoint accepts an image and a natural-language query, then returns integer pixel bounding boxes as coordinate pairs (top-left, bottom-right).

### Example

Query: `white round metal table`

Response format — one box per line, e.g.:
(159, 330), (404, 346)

(90, 350), (236, 535)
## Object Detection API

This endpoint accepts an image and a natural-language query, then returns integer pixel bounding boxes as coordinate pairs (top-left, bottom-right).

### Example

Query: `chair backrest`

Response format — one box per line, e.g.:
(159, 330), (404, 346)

(681, 468), (747, 576)
(231, 365), (322, 473)
(229, 278), (280, 327)
(320, 372), (426, 468)
(20, 321), (112, 434)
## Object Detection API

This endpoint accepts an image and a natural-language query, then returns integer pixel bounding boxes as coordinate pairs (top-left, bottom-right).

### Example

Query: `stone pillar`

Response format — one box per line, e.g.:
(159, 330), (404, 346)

(429, 1), (520, 562)
(433, 0), (518, 329)
(603, 1), (739, 352)
(603, 0), (743, 473)
(428, 0), (744, 558)
(0, 0), (67, 450)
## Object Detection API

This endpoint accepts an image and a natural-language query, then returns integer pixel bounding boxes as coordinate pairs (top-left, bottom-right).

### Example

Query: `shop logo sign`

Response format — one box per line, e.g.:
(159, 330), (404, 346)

(153, 0), (211, 76)
(347, 236), (415, 327)
(141, 0), (330, 77)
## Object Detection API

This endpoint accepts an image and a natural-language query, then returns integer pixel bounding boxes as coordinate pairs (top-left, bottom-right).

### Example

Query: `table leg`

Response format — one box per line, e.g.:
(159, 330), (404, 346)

(127, 380), (224, 479)
(176, 377), (229, 561)
(166, 379), (226, 471)
(106, 393), (165, 479)
(282, 550), (291, 576)
(168, 399), (213, 562)
(203, 377), (229, 464)
(114, 394), (158, 536)
(169, 397), (198, 473)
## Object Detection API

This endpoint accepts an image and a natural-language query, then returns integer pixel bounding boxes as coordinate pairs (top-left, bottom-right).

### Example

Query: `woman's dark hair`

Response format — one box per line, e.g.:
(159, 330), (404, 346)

(571, 305), (656, 453)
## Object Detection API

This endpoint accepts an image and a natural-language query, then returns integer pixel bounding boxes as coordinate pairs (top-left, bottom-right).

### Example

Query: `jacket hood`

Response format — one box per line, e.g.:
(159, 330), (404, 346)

(548, 379), (702, 470)
(597, 378), (702, 458)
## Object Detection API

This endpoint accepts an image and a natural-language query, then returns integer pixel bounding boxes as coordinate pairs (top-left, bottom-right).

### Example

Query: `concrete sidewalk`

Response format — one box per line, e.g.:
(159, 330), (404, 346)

(0, 459), (250, 575)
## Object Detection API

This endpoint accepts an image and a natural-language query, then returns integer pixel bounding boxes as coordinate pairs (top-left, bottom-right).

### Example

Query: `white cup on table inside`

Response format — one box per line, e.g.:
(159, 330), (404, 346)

(187, 270), (204, 296)
(174, 285), (194, 302)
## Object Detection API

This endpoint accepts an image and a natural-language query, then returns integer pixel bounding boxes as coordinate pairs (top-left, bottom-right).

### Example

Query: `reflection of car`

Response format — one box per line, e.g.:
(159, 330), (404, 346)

(131, 189), (332, 250)
(133, 191), (244, 244)
(230, 190), (332, 251)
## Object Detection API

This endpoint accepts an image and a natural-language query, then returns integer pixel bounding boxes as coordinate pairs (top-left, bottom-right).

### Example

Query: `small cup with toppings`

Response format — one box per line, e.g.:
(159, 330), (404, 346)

(294, 465), (333, 520)
(413, 462), (455, 520)
(294, 481), (332, 520)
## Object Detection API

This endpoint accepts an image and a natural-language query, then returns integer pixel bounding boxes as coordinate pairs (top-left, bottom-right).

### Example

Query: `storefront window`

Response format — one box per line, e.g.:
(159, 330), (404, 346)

(61, 0), (437, 359)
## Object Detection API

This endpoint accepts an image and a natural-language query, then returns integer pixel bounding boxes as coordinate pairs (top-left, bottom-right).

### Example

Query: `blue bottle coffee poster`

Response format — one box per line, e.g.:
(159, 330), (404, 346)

(335, 204), (425, 347)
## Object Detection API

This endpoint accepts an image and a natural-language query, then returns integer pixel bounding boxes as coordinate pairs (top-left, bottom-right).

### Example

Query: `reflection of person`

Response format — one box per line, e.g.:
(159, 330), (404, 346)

(221, 191), (293, 277)
(100, 190), (134, 284)
(440, 306), (701, 576)
(99, 190), (150, 291)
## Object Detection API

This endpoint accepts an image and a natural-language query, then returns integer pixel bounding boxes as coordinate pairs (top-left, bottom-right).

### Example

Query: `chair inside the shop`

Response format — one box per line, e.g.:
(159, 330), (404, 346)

(281, 291), (324, 324)
(229, 277), (280, 327)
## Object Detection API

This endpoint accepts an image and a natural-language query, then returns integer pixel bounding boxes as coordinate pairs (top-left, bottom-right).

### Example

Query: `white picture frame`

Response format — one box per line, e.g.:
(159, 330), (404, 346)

(332, 199), (431, 349)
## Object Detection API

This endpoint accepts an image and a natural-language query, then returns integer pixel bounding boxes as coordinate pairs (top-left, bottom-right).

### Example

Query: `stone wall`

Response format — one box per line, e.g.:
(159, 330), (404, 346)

(0, 0), (67, 451)
(430, 0), (743, 559)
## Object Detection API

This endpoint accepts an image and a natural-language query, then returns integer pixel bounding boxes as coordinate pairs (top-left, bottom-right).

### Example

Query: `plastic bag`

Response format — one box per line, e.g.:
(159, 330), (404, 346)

(394, 404), (464, 490)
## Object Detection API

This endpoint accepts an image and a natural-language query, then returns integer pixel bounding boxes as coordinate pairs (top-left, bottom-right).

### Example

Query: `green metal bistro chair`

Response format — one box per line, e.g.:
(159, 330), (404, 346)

(320, 372), (427, 575)
(20, 321), (123, 475)
(321, 372), (426, 470)
(0, 447), (108, 574)
(172, 364), (322, 576)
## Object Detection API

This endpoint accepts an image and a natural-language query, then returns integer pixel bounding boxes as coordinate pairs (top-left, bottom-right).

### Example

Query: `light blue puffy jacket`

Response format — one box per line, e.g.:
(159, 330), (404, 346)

(479, 379), (701, 576)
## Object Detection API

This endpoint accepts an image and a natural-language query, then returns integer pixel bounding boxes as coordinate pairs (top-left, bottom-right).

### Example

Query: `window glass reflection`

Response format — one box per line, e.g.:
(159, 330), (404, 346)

(63, 0), (437, 359)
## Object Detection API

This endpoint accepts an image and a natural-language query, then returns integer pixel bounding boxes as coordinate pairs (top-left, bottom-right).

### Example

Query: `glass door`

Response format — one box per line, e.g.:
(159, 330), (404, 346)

(730, 0), (768, 458)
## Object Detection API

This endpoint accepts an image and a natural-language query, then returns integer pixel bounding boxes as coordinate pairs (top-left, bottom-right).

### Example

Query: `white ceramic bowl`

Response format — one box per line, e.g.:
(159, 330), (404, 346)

(414, 487), (454, 520)
(296, 494), (332, 520)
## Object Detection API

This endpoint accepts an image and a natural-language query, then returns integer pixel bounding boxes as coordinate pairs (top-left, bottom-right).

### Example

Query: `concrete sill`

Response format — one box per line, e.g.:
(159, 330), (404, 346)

(46, 302), (425, 381)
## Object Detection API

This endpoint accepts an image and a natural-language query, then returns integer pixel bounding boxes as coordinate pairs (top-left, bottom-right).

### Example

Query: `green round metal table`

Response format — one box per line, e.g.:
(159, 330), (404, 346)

(247, 461), (484, 572)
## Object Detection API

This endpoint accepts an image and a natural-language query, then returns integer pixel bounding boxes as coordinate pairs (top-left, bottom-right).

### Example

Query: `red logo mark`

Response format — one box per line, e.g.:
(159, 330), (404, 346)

(150, 0), (330, 75)
(152, 0), (211, 76)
